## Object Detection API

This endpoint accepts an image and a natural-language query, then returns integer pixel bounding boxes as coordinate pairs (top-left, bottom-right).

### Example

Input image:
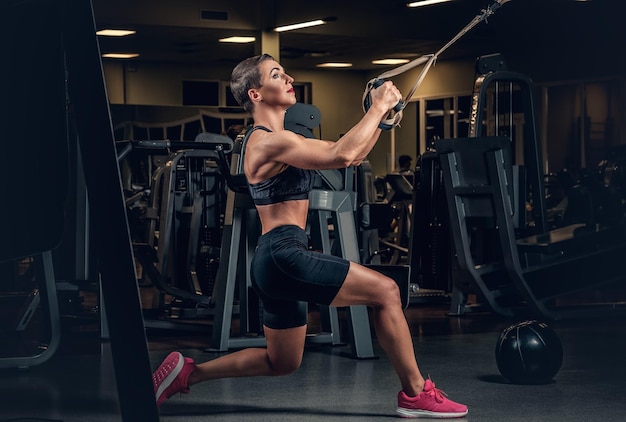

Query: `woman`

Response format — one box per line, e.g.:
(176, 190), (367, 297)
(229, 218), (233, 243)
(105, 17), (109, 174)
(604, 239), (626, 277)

(152, 54), (468, 419)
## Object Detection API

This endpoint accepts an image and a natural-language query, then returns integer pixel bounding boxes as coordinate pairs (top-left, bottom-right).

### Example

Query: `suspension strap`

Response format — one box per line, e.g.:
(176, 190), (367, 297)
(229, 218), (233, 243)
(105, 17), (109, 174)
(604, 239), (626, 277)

(363, 0), (511, 130)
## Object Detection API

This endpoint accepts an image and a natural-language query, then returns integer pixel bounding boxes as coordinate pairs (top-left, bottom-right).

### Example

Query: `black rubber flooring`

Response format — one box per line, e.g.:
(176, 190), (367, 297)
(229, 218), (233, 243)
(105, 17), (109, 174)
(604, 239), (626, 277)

(1, 302), (626, 421)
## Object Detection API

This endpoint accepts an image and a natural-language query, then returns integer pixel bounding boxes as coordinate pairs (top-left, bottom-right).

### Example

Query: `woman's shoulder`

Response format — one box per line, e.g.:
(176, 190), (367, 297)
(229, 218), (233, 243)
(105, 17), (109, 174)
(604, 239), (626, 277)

(249, 127), (301, 151)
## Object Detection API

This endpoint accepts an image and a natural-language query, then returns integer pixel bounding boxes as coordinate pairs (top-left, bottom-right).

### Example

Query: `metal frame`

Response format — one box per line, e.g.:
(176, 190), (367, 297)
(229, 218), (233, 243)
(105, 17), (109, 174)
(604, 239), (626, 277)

(0, 253), (61, 369)
(437, 137), (626, 320)
(139, 149), (222, 308)
(65, 1), (159, 418)
(469, 69), (548, 234)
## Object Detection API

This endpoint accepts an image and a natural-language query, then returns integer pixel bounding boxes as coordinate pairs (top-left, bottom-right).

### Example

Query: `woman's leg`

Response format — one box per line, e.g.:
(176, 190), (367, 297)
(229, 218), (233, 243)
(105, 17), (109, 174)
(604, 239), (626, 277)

(188, 324), (307, 385)
(153, 325), (307, 406)
(330, 262), (424, 396)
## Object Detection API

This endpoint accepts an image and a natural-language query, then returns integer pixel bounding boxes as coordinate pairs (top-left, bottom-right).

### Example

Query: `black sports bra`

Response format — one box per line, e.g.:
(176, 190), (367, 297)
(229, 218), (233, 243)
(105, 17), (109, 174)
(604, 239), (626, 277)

(242, 126), (315, 206)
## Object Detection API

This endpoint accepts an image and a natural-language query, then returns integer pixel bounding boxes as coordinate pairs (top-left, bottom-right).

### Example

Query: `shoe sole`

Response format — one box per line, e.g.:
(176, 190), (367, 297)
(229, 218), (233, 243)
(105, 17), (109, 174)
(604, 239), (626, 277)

(396, 407), (468, 418)
(155, 352), (184, 404)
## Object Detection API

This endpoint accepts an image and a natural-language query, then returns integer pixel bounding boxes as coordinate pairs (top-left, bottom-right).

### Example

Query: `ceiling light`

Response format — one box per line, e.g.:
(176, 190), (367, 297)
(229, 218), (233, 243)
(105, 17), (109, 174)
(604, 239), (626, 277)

(102, 53), (140, 59)
(219, 36), (256, 43)
(96, 29), (136, 37)
(372, 58), (411, 65)
(407, 0), (454, 8)
(316, 63), (353, 68)
(274, 17), (337, 32)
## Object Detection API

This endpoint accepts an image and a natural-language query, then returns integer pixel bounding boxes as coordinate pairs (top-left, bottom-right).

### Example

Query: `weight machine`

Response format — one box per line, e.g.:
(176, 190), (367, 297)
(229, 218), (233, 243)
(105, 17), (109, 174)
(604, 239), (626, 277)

(434, 55), (626, 320)
(117, 135), (233, 326)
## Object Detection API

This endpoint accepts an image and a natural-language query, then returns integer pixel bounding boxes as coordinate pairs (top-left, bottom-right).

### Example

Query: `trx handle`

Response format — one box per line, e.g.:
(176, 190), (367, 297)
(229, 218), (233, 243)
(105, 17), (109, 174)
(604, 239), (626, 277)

(371, 79), (405, 113)
(362, 78), (405, 131)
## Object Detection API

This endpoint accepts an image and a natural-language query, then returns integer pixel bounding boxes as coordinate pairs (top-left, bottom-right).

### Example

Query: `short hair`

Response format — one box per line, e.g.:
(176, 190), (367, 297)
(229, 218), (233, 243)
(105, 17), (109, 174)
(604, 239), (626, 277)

(399, 155), (412, 167)
(230, 54), (274, 113)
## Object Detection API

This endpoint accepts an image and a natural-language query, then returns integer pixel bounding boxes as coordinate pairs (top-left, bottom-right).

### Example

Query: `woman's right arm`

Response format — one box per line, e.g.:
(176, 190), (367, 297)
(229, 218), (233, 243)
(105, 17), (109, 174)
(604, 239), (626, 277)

(250, 81), (402, 172)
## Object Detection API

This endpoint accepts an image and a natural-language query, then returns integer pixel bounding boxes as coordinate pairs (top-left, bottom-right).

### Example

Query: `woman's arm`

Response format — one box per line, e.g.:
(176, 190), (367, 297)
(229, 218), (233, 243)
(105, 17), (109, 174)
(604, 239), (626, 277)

(253, 81), (401, 171)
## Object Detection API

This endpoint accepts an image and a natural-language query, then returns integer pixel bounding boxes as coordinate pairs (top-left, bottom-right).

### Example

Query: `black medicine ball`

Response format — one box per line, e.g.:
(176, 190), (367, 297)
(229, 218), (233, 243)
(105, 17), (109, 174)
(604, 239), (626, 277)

(495, 320), (563, 384)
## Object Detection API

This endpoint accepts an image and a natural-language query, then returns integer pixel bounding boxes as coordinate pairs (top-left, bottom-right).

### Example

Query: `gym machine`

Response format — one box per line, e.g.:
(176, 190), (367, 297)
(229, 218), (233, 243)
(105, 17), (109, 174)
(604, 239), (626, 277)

(375, 173), (414, 265)
(117, 135), (233, 327)
(437, 137), (626, 320)
(434, 55), (626, 320)
(1, 0), (158, 418)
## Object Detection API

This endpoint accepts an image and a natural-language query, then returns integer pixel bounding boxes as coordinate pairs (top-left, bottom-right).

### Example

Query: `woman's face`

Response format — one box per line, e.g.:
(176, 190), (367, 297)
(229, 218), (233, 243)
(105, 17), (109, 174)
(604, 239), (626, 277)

(255, 59), (297, 106)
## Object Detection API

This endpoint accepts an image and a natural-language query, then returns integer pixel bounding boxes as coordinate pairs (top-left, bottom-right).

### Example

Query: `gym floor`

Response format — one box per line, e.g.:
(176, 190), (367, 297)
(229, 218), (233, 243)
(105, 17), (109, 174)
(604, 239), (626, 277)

(2, 293), (626, 422)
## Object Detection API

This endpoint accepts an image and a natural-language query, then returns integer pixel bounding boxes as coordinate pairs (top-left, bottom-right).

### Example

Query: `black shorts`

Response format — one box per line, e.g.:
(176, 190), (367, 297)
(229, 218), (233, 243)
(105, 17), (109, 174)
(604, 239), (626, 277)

(250, 225), (350, 329)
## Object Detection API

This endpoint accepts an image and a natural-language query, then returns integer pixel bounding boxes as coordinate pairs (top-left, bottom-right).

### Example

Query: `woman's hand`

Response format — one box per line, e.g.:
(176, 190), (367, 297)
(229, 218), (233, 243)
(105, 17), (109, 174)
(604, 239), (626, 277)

(369, 80), (403, 114)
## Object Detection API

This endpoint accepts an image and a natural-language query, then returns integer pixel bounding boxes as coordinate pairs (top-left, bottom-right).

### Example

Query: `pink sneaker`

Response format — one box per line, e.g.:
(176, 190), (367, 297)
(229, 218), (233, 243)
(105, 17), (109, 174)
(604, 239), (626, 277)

(152, 351), (196, 406)
(396, 379), (468, 418)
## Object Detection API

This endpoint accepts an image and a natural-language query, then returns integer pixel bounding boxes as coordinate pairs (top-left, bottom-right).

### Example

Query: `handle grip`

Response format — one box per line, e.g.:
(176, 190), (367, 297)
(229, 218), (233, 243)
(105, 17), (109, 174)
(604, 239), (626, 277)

(363, 78), (404, 130)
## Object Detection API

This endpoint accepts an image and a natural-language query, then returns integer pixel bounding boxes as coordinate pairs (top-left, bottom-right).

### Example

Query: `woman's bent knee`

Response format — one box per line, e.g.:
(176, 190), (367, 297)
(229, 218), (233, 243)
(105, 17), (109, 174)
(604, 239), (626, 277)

(264, 325), (306, 375)
(267, 355), (302, 376)
(358, 275), (402, 309)
(375, 276), (402, 308)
